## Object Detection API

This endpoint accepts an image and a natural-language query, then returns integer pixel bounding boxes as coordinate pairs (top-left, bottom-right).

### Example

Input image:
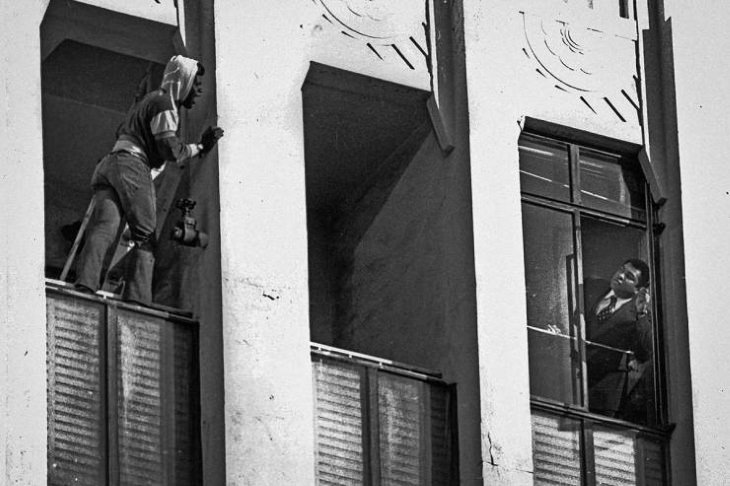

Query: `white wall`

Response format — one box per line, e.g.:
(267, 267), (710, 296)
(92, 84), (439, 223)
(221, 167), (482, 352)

(214, 2), (316, 484)
(662, 2), (730, 484)
(0, 2), (48, 484)
(462, 0), (645, 483)
(75, 0), (177, 26)
(463, 3), (535, 482)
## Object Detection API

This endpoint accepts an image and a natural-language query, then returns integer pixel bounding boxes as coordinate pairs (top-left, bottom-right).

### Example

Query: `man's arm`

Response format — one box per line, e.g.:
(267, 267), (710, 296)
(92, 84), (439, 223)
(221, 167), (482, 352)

(155, 134), (201, 163)
(633, 293), (653, 363)
(150, 107), (199, 164)
(154, 126), (224, 164)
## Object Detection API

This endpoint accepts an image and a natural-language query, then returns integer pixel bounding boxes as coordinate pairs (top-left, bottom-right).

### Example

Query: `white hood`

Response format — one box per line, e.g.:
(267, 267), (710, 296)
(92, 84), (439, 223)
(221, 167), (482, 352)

(161, 55), (199, 102)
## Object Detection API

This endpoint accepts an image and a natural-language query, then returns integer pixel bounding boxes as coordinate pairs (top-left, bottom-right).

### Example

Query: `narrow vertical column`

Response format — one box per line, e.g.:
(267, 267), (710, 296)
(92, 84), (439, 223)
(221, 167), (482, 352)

(462, 1), (535, 484)
(0, 2), (48, 484)
(638, 1), (696, 485)
(661, 2), (730, 484)
(213, 1), (316, 484)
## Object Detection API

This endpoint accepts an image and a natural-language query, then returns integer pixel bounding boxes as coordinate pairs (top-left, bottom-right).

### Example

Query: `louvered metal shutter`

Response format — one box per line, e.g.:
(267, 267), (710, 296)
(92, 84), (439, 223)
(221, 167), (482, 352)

(47, 293), (106, 486)
(531, 412), (582, 485)
(47, 290), (201, 485)
(117, 310), (164, 485)
(378, 373), (423, 485)
(593, 426), (637, 486)
(313, 352), (457, 485)
(173, 322), (200, 485)
(314, 359), (366, 485)
(641, 438), (665, 485)
(430, 383), (455, 485)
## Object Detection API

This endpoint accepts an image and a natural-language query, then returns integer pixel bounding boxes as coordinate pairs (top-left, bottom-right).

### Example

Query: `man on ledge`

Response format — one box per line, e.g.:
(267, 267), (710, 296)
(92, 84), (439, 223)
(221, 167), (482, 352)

(75, 55), (224, 306)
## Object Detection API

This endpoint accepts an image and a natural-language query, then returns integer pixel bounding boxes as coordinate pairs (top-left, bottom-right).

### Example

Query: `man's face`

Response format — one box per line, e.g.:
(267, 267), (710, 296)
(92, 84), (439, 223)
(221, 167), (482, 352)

(610, 262), (643, 298)
(181, 75), (202, 109)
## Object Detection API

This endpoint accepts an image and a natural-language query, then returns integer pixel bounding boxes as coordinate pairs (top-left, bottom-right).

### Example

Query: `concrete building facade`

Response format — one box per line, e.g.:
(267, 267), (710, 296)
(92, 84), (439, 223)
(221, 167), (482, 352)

(1, 0), (729, 484)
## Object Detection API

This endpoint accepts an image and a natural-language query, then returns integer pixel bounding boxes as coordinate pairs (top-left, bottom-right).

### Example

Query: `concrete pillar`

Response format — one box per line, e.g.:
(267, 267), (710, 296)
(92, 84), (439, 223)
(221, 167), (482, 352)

(463, 1), (535, 484)
(213, 1), (316, 484)
(639, 1), (696, 484)
(661, 1), (730, 484)
(0, 2), (48, 484)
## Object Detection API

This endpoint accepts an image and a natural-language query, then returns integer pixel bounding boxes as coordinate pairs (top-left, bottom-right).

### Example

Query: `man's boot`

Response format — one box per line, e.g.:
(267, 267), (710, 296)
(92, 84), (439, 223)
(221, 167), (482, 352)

(123, 245), (154, 306)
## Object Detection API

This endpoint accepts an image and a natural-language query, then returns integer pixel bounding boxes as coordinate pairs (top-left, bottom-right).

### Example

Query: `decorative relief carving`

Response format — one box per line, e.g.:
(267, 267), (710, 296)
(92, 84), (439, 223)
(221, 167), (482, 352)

(521, 12), (640, 123)
(315, 0), (424, 44)
(311, 0), (429, 72)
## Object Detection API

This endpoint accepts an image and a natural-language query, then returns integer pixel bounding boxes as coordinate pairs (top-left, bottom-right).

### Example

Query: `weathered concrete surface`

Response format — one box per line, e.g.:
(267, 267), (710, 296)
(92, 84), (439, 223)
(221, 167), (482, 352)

(214, 1), (316, 484)
(662, 1), (730, 484)
(75, 0), (177, 26)
(0, 2), (48, 484)
(463, 2), (539, 483)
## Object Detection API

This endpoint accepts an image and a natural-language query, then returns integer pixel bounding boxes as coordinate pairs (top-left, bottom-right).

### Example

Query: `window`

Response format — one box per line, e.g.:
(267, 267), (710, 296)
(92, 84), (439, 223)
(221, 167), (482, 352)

(312, 345), (458, 485)
(618, 0), (631, 19)
(519, 133), (668, 484)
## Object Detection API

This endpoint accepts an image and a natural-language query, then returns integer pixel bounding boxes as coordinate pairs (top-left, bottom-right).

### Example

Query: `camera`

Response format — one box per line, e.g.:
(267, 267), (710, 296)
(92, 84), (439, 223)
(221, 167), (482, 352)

(171, 198), (209, 248)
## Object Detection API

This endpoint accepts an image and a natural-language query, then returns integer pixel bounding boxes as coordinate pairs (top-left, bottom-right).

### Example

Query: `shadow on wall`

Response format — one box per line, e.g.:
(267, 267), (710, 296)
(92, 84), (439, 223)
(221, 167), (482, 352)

(304, 63), (461, 370)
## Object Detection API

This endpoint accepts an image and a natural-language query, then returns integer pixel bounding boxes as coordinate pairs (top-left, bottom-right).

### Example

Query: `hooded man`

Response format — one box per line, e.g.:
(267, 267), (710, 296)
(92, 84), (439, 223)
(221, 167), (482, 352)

(75, 55), (224, 305)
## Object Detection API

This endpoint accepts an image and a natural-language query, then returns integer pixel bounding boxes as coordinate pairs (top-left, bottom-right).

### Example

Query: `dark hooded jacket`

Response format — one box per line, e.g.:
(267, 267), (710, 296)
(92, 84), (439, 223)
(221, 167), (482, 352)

(116, 55), (200, 168)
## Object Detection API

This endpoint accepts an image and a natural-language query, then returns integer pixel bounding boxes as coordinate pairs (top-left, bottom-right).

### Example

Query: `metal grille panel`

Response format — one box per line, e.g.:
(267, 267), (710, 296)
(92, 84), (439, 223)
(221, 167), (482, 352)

(173, 324), (199, 485)
(47, 294), (105, 486)
(429, 384), (453, 485)
(47, 289), (200, 486)
(314, 360), (365, 485)
(378, 373), (422, 486)
(593, 426), (637, 486)
(312, 350), (457, 485)
(532, 412), (582, 485)
(117, 310), (163, 485)
(642, 438), (665, 485)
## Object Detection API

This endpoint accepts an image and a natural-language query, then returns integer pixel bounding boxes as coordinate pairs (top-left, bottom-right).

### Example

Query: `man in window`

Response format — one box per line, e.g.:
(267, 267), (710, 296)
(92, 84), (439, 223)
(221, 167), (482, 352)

(74, 55), (224, 305)
(585, 259), (653, 421)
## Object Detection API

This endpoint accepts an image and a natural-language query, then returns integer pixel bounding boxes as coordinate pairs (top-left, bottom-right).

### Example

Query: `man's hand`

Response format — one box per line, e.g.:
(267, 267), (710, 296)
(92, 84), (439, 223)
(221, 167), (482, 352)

(627, 357), (640, 372)
(200, 126), (224, 153)
(635, 287), (651, 316)
(547, 324), (562, 335)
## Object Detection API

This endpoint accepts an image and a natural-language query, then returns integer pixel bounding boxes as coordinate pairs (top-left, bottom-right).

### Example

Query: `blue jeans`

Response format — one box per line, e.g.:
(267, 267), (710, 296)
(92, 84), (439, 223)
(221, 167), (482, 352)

(75, 152), (156, 304)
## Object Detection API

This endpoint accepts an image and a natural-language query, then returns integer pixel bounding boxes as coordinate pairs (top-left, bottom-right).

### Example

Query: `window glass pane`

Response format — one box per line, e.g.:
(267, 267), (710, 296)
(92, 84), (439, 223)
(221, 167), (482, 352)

(593, 426), (638, 486)
(579, 149), (646, 220)
(528, 330), (581, 405)
(523, 204), (577, 335)
(581, 217), (656, 425)
(519, 135), (571, 202)
(619, 0), (631, 18)
(531, 411), (582, 485)
(522, 203), (582, 404)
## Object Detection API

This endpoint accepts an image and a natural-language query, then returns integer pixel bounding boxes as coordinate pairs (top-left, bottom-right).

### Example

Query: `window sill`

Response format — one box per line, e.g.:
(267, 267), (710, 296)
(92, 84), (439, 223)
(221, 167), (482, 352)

(531, 396), (674, 439)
